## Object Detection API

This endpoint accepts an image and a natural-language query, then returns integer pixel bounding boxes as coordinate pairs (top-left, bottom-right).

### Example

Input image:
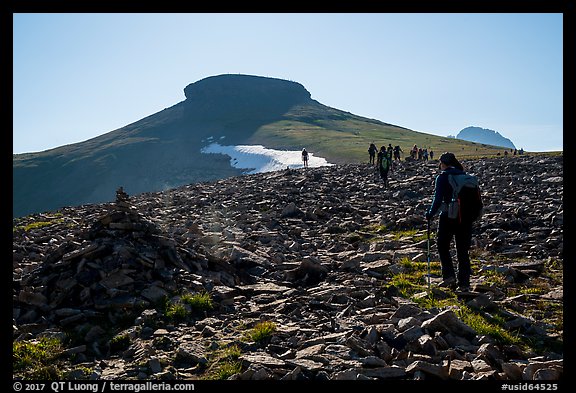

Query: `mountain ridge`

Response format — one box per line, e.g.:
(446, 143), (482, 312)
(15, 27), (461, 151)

(455, 126), (516, 149)
(13, 74), (512, 218)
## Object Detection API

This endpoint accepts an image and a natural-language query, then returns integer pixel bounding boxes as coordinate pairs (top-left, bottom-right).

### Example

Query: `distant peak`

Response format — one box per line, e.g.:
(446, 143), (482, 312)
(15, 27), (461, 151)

(456, 126), (516, 149)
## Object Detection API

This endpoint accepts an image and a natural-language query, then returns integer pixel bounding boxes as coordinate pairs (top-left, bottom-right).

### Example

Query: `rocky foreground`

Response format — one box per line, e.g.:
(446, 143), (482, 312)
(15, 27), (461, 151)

(13, 154), (563, 381)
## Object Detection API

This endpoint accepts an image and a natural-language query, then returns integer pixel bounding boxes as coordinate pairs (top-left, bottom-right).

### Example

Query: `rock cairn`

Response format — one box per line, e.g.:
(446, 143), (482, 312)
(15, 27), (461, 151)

(13, 154), (563, 380)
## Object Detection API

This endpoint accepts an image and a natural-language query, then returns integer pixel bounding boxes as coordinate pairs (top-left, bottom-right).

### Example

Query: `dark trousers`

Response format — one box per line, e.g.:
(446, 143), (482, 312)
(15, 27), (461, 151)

(436, 214), (472, 286)
(379, 168), (389, 185)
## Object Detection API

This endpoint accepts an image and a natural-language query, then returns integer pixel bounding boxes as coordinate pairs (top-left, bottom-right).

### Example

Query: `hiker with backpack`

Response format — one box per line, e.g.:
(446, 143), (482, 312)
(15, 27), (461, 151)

(424, 152), (483, 292)
(377, 145), (392, 187)
(393, 145), (402, 161)
(368, 143), (377, 165)
(411, 144), (418, 160)
(302, 148), (309, 167)
(387, 144), (395, 172)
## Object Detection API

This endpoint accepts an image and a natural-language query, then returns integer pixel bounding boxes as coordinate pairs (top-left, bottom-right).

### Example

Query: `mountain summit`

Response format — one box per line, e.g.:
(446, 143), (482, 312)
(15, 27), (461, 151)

(13, 74), (317, 217)
(456, 126), (516, 149)
(13, 74), (506, 218)
(13, 74), (400, 218)
(183, 74), (312, 119)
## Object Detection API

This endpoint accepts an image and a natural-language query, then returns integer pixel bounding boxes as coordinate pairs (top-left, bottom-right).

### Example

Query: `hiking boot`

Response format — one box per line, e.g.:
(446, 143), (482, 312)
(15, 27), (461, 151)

(457, 285), (471, 292)
(438, 277), (456, 289)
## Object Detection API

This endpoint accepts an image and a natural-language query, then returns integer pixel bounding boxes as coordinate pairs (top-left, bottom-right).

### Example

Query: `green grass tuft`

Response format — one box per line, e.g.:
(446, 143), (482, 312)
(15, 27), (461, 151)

(181, 291), (214, 312)
(243, 321), (277, 343)
(13, 337), (63, 380)
(202, 344), (243, 380)
(13, 219), (64, 232)
(108, 334), (131, 352)
(165, 301), (189, 321)
(456, 306), (522, 345)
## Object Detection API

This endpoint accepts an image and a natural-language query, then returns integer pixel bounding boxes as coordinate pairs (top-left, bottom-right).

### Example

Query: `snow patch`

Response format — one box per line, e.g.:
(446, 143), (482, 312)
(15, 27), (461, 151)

(200, 143), (333, 174)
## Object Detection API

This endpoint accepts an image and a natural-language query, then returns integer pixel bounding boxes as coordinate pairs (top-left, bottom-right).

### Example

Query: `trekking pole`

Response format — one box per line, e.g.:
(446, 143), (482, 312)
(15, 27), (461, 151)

(427, 218), (431, 292)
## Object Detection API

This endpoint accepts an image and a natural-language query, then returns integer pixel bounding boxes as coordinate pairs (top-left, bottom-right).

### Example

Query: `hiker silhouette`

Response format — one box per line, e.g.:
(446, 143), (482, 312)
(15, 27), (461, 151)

(376, 146), (392, 187)
(302, 148), (309, 167)
(425, 152), (474, 292)
(368, 143), (377, 165)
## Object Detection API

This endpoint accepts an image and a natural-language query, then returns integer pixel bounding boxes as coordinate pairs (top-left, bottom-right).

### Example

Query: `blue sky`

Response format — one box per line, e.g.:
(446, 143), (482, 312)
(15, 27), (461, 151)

(13, 13), (563, 153)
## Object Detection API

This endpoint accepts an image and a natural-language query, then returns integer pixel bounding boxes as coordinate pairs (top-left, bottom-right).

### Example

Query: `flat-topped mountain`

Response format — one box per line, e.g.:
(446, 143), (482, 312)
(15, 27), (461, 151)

(14, 74), (315, 218)
(13, 74), (510, 218)
(182, 74), (312, 119)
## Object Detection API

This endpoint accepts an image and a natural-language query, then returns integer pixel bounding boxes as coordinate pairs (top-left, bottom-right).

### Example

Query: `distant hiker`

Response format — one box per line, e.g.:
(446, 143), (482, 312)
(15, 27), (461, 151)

(386, 144), (394, 171)
(368, 143), (377, 165)
(425, 152), (481, 292)
(393, 145), (403, 161)
(429, 150), (434, 160)
(411, 144), (418, 160)
(377, 146), (392, 186)
(302, 148), (309, 167)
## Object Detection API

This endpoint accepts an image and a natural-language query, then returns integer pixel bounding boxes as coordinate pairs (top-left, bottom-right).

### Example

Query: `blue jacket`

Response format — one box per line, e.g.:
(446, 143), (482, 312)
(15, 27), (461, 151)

(427, 166), (466, 217)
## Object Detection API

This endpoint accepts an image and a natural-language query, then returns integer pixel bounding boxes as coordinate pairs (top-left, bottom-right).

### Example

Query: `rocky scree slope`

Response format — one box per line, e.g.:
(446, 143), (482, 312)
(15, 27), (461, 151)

(13, 154), (563, 380)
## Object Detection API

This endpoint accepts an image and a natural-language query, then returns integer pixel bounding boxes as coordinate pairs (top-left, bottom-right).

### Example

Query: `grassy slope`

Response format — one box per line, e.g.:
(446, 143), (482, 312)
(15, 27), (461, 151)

(14, 97), (556, 218)
(246, 101), (520, 164)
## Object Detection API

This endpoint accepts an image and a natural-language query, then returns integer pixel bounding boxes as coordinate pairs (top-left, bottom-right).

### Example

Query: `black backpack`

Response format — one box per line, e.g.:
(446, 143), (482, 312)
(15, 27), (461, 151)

(446, 173), (483, 222)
